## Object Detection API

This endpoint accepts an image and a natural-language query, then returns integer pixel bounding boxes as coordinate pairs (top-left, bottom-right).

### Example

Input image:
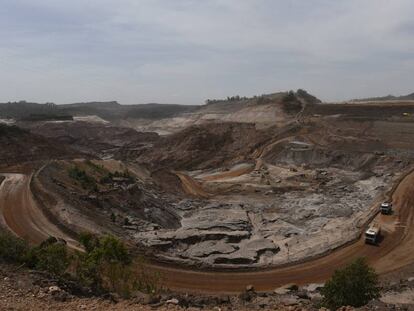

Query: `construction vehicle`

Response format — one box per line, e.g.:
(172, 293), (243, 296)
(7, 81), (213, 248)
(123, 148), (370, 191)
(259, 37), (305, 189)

(380, 202), (392, 215)
(365, 223), (381, 244)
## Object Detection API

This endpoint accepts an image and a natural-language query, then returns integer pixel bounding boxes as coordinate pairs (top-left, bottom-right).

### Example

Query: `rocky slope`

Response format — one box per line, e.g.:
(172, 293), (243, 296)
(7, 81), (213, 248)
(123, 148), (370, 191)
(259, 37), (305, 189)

(135, 122), (273, 170)
(20, 121), (159, 158)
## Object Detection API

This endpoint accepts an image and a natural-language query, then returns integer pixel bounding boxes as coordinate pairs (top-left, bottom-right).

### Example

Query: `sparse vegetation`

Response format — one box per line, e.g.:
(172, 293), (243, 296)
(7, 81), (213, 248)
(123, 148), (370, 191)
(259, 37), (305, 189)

(74, 233), (132, 294)
(99, 170), (133, 184)
(84, 160), (107, 174)
(0, 232), (69, 276)
(25, 237), (70, 276)
(205, 95), (248, 104)
(0, 231), (160, 297)
(74, 233), (161, 297)
(68, 166), (97, 190)
(0, 231), (30, 264)
(321, 257), (380, 309)
(281, 90), (302, 113)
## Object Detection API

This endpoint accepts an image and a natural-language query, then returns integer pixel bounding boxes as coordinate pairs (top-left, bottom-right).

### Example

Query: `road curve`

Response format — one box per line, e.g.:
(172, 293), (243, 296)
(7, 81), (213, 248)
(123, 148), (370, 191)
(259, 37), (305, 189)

(0, 173), (80, 249)
(149, 170), (414, 293)
(1, 170), (414, 293)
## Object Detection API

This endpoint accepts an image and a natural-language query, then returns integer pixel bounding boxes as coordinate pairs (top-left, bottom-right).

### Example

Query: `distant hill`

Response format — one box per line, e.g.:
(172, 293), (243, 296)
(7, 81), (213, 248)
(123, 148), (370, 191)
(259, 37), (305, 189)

(0, 89), (320, 124)
(352, 92), (414, 102)
(0, 100), (199, 121)
(0, 101), (61, 119)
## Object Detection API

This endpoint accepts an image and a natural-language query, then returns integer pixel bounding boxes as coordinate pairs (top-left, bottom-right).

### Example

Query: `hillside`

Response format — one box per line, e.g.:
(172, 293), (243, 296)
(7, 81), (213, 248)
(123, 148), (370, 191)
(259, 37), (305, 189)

(0, 124), (80, 166)
(0, 101), (199, 122)
(0, 90), (319, 133)
(22, 121), (159, 157)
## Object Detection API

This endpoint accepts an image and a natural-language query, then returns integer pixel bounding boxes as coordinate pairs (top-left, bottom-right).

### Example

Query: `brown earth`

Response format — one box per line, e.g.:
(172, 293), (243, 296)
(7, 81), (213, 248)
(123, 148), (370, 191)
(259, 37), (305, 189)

(0, 125), (80, 167)
(19, 121), (159, 157)
(1, 97), (414, 297)
(0, 262), (313, 311)
(1, 166), (414, 294)
(136, 122), (273, 170)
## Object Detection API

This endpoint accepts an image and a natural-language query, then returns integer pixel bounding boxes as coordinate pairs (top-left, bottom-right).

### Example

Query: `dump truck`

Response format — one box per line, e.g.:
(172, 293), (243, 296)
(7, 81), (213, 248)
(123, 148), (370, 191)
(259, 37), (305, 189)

(380, 202), (392, 215)
(365, 223), (381, 244)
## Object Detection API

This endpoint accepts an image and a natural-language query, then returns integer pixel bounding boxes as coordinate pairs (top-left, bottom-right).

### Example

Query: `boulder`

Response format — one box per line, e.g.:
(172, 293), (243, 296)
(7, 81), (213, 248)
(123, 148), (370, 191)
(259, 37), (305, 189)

(48, 286), (61, 294)
(239, 288), (256, 302)
(166, 298), (179, 305)
(280, 296), (300, 306)
(303, 283), (324, 292)
(131, 291), (152, 305)
(274, 287), (290, 295)
(274, 283), (298, 295)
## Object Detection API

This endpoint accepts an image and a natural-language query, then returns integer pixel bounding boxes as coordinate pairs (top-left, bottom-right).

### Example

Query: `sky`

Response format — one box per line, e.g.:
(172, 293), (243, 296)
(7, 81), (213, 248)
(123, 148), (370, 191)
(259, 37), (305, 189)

(1, 0), (414, 105)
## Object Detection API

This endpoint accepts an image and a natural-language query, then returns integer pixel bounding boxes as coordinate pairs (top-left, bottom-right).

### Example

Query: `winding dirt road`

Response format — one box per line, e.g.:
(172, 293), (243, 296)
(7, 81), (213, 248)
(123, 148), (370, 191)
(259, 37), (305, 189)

(1, 170), (414, 293)
(0, 173), (80, 249)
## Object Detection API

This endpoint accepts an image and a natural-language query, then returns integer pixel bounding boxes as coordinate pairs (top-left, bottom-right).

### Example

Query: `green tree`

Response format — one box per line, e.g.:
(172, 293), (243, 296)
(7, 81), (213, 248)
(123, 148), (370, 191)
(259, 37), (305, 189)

(25, 237), (70, 276)
(321, 258), (380, 309)
(74, 234), (132, 294)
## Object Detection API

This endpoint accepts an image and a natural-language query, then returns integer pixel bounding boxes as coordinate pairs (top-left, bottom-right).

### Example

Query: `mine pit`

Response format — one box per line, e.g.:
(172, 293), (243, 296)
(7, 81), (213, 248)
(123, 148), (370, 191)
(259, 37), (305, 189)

(135, 154), (395, 268)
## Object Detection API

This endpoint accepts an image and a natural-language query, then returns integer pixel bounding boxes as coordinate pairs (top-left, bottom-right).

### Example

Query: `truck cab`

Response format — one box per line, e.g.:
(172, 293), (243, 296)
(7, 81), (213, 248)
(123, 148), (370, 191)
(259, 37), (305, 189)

(365, 224), (381, 245)
(380, 202), (392, 215)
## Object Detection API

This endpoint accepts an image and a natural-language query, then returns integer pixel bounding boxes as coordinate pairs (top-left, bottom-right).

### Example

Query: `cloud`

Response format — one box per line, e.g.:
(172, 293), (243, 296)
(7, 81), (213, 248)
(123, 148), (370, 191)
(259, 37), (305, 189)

(0, 0), (414, 104)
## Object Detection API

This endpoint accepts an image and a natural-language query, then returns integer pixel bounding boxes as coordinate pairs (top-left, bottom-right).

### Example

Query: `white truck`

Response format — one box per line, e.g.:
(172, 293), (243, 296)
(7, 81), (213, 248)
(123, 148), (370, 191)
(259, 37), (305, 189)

(380, 202), (392, 215)
(365, 223), (381, 244)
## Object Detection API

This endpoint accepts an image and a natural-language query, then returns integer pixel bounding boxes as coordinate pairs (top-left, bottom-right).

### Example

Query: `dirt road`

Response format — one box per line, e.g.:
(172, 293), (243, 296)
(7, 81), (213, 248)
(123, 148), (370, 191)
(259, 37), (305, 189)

(0, 173), (80, 249)
(149, 169), (414, 293)
(1, 170), (414, 293)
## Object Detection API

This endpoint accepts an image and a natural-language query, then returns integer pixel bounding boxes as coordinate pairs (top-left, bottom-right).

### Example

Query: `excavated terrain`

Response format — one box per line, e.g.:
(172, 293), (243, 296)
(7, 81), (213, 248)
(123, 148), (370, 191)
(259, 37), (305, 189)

(26, 94), (414, 270)
(0, 124), (80, 167)
(18, 119), (159, 158)
(2, 92), (414, 299)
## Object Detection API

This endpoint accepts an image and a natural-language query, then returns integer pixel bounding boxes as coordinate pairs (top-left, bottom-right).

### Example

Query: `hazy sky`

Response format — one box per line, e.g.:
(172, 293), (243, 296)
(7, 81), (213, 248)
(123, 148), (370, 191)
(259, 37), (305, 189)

(1, 0), (414, 105)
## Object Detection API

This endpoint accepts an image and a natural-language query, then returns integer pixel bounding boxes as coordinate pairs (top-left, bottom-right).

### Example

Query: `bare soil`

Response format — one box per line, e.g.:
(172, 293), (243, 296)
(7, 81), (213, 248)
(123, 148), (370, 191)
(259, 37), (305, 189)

(1, 97), (414, 301)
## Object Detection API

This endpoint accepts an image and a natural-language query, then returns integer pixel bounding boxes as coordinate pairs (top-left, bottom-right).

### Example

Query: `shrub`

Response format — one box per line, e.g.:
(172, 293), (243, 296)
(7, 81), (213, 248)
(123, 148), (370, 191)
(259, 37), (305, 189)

(0, 231), (29, 264)
(0, 233), (69, 276)
(74, 234), (133, 295)
(281, 91), (302, 114)
(78, 232), (99, 253)
(0, 231), (161, 298)
(282, 90), (296, 103)
(68, 166), (97, 190)
(25, 237), (70, 276)
(321, 258), (380, 309)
